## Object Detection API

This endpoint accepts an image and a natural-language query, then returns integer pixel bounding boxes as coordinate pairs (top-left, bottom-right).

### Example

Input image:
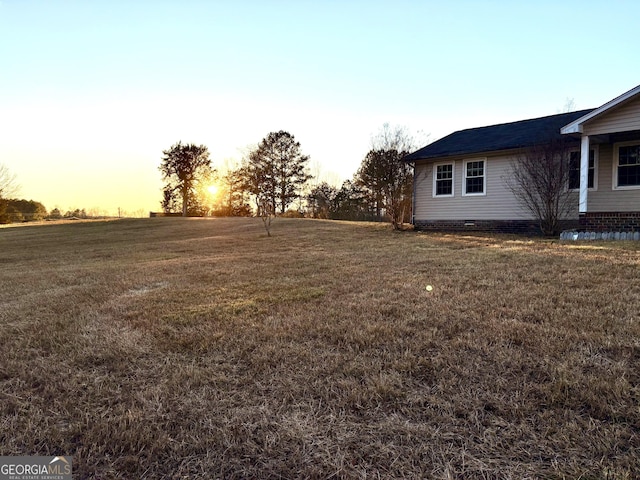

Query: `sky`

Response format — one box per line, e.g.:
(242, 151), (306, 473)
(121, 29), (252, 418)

(1, 0), (639, 215)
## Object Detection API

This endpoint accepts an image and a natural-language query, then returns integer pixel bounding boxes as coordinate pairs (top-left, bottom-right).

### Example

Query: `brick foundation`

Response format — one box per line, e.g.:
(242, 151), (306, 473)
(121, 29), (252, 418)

(579, 212), (640, 232)
(413, 219), (580, 235)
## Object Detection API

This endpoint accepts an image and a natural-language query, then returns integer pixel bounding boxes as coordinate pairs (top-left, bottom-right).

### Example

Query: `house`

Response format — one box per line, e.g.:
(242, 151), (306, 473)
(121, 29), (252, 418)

(404, 85), (640, 234)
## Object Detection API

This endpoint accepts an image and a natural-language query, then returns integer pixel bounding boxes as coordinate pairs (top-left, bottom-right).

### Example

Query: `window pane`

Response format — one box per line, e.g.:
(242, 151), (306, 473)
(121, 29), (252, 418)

(435, 164), (453, 196)
(568, 168), (579, 190)
(466, 177), (483, 194)
(437, 164), (452, 180)
(466, 161), (483, 177)
(569, 153), (580, 190)
(568, 150), (594, 189)
(619, 145), (640, 166)
(465, 160), (484, 194)
(619, 164), (640, 186)
(618, 145), (640, 187)
(436, 179), (452, 195)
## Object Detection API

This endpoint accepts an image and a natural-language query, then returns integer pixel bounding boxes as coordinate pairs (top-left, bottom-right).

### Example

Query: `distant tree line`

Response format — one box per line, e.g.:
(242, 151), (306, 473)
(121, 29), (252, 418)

(0, 163), (64, 223)
(0, 202), (121, 224)
(308, 125), (415, 228)
(0, 162), (131, 224)
(48, 208), (100, 220)
(0, 199), (47, 224)
(159, 125), (417, 230)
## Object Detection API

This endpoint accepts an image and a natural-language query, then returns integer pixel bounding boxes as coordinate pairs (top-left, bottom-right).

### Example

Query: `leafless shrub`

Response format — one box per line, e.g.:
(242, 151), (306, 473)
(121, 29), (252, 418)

(506, 136), (575, 236)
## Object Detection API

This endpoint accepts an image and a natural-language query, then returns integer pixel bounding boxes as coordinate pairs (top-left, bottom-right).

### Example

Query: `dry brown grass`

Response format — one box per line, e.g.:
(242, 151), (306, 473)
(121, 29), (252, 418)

(0, 217), (638, 479)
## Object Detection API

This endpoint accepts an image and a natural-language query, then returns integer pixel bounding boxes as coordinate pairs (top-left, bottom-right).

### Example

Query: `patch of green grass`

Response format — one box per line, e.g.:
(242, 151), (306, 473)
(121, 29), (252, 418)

(0, 217), (638, 479)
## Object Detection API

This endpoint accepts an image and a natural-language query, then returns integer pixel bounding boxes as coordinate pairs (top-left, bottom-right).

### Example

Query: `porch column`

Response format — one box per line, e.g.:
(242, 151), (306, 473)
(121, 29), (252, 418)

(579, 135), (590, 214)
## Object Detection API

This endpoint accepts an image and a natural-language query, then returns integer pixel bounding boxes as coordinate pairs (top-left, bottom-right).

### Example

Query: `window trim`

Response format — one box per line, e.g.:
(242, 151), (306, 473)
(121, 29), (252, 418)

(613, 141), (640, 190)
(462, 158), (487, 196)
(568, 145), (598, 192)
(432, 161), (455, 198)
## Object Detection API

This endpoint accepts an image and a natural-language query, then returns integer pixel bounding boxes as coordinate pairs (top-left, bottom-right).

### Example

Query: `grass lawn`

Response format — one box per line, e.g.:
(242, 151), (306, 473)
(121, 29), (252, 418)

(0, 217), (638, 479)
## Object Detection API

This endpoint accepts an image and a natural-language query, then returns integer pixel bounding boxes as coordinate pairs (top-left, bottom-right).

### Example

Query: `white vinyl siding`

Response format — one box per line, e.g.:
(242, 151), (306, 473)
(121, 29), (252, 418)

(583, 96), (640, 135)
(413, 153), (576, 221)
(413, 143), (640, 222)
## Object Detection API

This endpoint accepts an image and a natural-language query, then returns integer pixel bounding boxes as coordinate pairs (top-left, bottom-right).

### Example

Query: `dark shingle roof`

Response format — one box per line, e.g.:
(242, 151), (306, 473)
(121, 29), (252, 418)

(404, 109), (594, 162)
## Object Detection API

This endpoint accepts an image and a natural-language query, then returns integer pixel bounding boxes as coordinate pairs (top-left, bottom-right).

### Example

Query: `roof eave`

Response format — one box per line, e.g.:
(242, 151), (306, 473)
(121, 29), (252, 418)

(407, 147), (528, 163)
(560, 123), (583, 134)
(560, 84), (640, 135)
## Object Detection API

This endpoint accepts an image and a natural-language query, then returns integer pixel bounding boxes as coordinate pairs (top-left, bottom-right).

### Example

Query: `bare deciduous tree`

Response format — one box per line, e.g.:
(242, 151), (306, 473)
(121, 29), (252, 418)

(0, 164), (20, 224)
(355, 124), (422, 230)
(506, 136), (575, 236)
(0, 163), (20, 199)
(561, 97), (576, 113)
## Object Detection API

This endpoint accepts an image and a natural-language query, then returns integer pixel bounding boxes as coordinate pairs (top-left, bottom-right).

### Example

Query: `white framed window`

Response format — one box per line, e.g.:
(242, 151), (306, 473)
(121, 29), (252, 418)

(568, 146), (598, 191)
(613, 141), (640, 190)
(433, 162), (454, 197)
(463, 158), (486, 196)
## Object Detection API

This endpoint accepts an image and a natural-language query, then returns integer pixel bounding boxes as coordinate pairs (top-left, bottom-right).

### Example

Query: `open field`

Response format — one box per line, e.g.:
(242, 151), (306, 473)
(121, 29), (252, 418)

(0, 217), (638, 479)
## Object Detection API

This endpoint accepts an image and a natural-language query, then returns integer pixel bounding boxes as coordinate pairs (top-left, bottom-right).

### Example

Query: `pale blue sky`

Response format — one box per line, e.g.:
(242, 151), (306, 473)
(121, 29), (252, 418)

(1, 0), (638, 214)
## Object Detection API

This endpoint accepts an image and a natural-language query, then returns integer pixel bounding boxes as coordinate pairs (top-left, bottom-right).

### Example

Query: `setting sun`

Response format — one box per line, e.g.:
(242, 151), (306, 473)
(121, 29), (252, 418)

(207, 185), (218, 195)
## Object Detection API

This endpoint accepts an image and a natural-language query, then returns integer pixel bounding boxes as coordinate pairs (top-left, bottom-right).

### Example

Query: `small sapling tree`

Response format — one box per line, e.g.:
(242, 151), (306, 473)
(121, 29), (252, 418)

(239, 131), (311, 235)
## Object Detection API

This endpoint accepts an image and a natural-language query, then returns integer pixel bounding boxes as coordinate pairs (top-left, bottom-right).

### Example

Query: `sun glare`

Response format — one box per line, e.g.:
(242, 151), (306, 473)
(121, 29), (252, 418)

(207, 185), (218, 195)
